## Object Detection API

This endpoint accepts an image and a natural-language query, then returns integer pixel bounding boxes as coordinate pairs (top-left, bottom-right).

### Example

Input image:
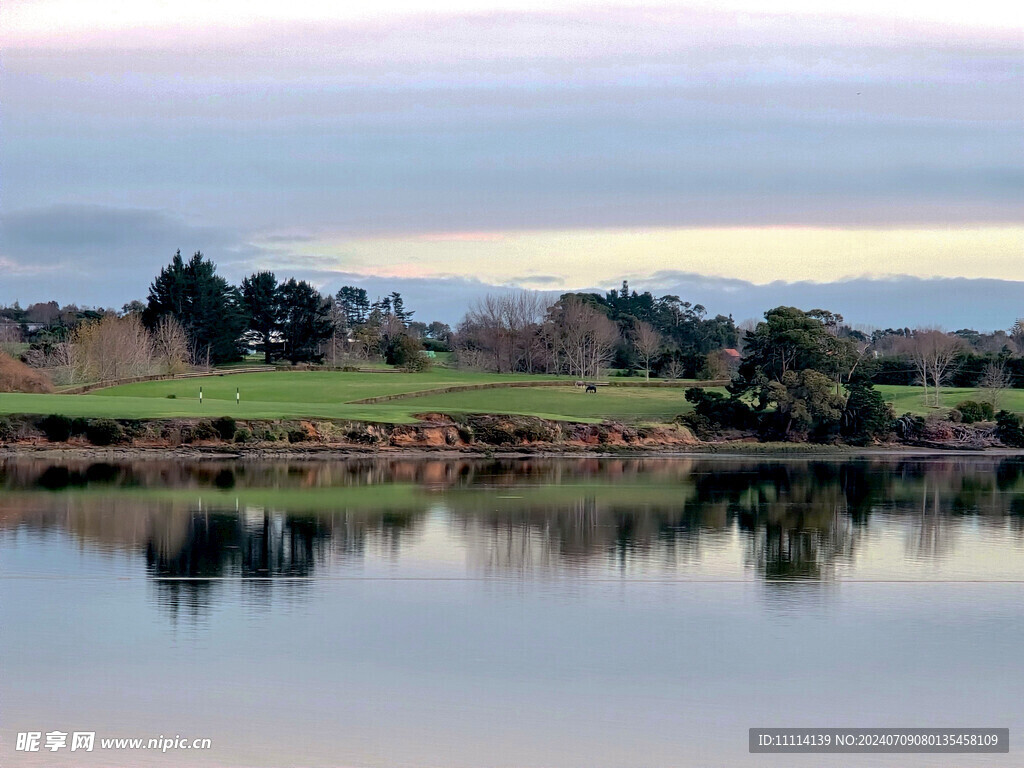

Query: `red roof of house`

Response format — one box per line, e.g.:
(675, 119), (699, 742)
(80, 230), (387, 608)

(723, 348), (741, 358)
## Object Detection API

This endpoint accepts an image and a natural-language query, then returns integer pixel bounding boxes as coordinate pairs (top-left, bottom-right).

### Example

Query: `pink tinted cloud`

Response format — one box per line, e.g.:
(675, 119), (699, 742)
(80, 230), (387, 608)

(416, 231), (507, 243)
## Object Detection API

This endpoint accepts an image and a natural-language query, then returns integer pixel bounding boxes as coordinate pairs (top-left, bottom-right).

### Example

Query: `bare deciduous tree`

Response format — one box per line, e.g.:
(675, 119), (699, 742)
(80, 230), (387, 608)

(0, 323), (22, 357)
(663, 358), (684, 381)
(455, 291), (548, 373)
(925, 332), (963, 407)
(548, 297), (619, 379)
(151, 316), (191, 374)
(632, 320), (662, 380)
(50, 342), (79, 385)
(899, 329), (963, 407)
(980, 360), (1012, 412)
(72, 314), (155, 383)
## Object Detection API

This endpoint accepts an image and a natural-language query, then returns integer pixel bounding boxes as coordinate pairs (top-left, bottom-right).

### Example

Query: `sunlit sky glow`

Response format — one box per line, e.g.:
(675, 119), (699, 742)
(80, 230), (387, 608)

(1, 0), (1022, 325)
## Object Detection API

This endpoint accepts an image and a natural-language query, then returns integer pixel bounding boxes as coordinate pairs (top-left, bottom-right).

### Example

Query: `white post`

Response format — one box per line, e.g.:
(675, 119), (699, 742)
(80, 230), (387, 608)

(199, 386), (203, 406)
(236, 387), (240, 406)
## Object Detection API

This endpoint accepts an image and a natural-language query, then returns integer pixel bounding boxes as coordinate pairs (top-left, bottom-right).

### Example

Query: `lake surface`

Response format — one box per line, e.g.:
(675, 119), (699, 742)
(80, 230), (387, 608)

(2, 455), (1023, 767)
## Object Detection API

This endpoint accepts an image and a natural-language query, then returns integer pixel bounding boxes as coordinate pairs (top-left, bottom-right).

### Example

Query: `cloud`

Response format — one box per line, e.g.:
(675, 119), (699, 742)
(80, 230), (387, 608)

(2, 7), (1021, 239)
(0, 205), (262, 305)
(2, 208), (1021, 331)
(2, 8), (1021, 322)
(0, 205), (240, 257)
(644, 272), (1024, 331)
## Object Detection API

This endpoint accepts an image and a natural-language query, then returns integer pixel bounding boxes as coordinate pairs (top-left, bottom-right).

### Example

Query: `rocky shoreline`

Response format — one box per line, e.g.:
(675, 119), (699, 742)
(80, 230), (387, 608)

(1, 411), (1020, 459)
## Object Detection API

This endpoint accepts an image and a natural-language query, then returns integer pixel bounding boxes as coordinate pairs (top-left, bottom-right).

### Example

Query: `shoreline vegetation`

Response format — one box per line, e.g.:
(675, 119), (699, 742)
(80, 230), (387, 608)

(6, 258), (1024, 455)
(0, 409), (1018, 458)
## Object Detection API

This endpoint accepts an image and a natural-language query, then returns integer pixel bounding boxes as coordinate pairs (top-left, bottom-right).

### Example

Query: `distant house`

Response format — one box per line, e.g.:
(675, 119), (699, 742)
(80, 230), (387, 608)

(704, 348), (742, 380)
(716, 348), (741, 377)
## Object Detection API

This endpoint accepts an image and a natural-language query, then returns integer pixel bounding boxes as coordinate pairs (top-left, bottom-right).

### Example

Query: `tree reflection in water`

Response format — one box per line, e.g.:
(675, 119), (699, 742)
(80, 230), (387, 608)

(3, 455), (1024, 618)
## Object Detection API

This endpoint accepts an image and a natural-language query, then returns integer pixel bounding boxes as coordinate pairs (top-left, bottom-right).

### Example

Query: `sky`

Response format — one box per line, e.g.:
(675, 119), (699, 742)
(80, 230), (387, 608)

(1, 0), (1022, 327)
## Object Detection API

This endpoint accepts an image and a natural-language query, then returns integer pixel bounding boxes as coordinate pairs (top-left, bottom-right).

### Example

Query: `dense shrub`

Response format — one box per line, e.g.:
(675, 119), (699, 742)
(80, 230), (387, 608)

(996, 411), (1024, 447)
(85, 419), (125, 446)
(469, 416), (556, 445)
(442, 415), (474, 443)
(0, 417), (15, 442)
(385, 333), (430, 370)
(0, 351), (54, 393)
(519, 418), (557, 442)
(865, 357), (910, 385)
(212, 416), (237, 440)
(683, 388), (756, 431)
(188, 421), (220, 442)
(400, 353), (432, 372)
(422, 338), (449, 353)
(841, 381), (894, 444)
(344, 425), (378, 444)
(954, 400), (994, 423)
(287, 429), (310, 443)
(233, 427), (253, 443)
(259, 426), (289, 442)
(471, 419), (519, 445)
(676, 411), (715, 439)
(39, 414), (74, 442)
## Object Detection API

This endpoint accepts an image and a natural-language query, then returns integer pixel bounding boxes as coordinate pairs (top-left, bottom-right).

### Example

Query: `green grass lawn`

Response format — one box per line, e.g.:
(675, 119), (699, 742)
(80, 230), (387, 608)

(401, 386), (706, 423)
(0, 369), (704, 423)
(2, 367), (1020, 424)
(875, 385), (1022, 416)
(0, 391), (425, 422)
(96, 369), (556, 404)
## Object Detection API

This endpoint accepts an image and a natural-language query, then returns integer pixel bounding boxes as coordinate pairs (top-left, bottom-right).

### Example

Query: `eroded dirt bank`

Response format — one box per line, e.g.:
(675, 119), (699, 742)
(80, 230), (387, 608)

(0, 412), (699, 455)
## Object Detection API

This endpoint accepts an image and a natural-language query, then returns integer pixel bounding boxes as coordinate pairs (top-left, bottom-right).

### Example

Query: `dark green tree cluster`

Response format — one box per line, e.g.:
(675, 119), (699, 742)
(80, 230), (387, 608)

(728, 307), (868, 439)
(556, 281), (738, 377)
(995, 411), (1024, 447)
(841, 379), (894, 444)
(143, 253), (334, 365)
(334, 286), (417, 333)
(277, 279), (335, 364)
(680, 306), (896, 443)
(332, 284), (434, 365)
(335, 286), (371, 327)
(238, 272), (334, 364)
(139, 254), (439, 367)
(143, 251), (247, 364)
(240, 272), (280, 363)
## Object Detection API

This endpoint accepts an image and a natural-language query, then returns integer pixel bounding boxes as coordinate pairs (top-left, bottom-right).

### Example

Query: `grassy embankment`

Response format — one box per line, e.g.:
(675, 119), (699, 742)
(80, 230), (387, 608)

(0, 368), (1019, 424)
(873, 385), (1020, 416)
(0, 369), (710, 424)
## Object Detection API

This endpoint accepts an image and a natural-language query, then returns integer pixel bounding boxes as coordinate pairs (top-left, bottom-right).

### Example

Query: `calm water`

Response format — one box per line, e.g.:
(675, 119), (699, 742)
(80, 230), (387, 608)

(2, 456), (1023, 767)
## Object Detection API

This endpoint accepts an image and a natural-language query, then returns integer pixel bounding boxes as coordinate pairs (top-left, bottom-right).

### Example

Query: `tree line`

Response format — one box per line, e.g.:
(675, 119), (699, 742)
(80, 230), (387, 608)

(1, 251), (449, 384)
(453, 281), (738, 379)
(683, 306), (1020, 444)
(141, 250), (444, 367)
(5, 254), (1024, 417)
